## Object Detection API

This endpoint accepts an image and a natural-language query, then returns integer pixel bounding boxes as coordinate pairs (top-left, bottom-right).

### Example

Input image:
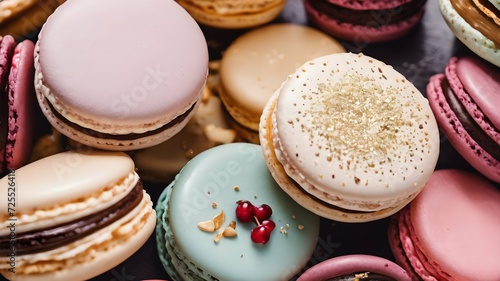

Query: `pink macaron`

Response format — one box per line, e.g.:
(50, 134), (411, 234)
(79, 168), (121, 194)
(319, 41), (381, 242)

(427, 56), (500, 183)
(35, 0), (208, 151)
(297, 254), (411, 281)
(303, 0), (427, 43)
(388, 169), (500, 280)
(0, 35), (36, 174)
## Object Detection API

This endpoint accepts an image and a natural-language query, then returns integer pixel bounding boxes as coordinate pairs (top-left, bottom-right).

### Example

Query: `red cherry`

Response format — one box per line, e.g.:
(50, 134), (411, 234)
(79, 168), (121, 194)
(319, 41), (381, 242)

(261, 220), (276, 232)
(251, 225), (271, 244)
(235, 200), (254, 223)
(253, 204), (272, 222)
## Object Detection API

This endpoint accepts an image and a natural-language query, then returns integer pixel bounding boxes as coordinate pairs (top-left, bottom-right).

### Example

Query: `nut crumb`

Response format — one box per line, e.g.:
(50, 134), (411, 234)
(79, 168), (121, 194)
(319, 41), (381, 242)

(211, 202), (218, 208)
(213, 233), (223, 243)
(298, 224), (305, 230)
(233, 186), (239, 191)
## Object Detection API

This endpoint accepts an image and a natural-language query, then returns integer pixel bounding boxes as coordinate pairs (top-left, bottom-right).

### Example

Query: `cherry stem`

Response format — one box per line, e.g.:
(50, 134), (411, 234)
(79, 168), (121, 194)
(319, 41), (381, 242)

(253, 216), (260, 226)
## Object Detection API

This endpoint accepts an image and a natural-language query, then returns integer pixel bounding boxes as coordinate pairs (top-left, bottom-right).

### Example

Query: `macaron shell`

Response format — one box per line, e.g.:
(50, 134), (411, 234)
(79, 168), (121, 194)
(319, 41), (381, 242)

(387, 215), (421, 281)
(297, 254), (411, 281)
(445, 57), (500, 146)
(410, 169), (500, 280)
(323, 0), (416, 10)
(160, 143), (320, 281)
(219, 23), (345, 131)
(0, 150), (135, 214)
(259, 89), (416, 222)
(0, 35), (16, 171)
(304, 0), (425, 43)
(439, 0), (500, 67)
(36, 86), (201, 151)
(272, 53), (439, 211)
(5, 40), (36, 169)
(1, 202), (156, 281)
(177, 0), (287, 29)
(427, 74), (500, 182)
(455, 56), (500, 131)
(36, 0), (208, 133)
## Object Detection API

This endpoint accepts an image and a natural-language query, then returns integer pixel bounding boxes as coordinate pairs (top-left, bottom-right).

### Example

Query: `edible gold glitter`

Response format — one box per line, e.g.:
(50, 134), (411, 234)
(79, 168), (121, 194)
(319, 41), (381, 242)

(305, 73), (412, 167)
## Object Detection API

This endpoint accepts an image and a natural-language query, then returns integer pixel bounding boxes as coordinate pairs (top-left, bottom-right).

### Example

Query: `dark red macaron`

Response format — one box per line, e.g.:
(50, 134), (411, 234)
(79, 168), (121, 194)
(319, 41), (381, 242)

(0, 35), (37, 174)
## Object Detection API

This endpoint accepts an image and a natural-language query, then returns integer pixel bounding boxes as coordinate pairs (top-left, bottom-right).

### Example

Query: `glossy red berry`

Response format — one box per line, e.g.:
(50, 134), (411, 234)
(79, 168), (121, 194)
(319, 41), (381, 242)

(235, 200), (254, 223)
(261, 220), (276, 232)
(253, 204), (273, 222)
(251, 225), (271, 245)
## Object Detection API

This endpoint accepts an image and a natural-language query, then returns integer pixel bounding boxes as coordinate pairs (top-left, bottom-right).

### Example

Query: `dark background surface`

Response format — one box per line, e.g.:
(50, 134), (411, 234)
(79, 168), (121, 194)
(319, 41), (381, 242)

(4, 0), (493, 280)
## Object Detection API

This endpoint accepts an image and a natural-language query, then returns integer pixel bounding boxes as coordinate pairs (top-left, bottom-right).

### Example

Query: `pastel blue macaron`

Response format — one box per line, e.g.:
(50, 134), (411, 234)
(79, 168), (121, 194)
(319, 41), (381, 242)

(156, 143), (320, 281)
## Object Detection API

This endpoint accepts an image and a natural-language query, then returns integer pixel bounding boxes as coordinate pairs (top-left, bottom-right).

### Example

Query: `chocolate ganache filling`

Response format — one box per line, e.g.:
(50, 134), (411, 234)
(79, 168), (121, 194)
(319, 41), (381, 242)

(441, 78), (500, 161)
(326, 272), (397, 281)
(46, 96), (197, 141)
(306, 0), (426, 26)
(0, 181), (144, 255)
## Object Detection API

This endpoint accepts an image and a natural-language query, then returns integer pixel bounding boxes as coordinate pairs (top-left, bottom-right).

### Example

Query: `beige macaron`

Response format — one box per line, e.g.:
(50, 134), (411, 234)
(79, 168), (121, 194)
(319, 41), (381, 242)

(0, 0), (64, 39)
(219, 23), (345, 143)
(176, 0), (287, 29)
(259, 53), (440, 222)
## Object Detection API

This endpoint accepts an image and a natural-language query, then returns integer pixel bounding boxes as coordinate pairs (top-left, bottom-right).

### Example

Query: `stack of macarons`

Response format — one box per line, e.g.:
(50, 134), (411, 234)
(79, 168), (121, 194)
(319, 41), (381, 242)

(304, 0), (427, 43)
(35, 0), (209, 151)
(388, 169), (500, 280)
(427, 56), (500, 183)
(260, 52), (440, 222)
(0, 150), (156, 280)
(176, 0), (288, 29)
(218, 23), (345, 143)
(439, 0), (500, 67)
(0, 35), (37, 175)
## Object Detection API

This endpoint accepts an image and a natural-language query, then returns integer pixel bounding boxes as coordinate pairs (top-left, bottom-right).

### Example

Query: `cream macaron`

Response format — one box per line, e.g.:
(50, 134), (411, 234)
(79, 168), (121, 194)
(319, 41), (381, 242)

(259, 52), (440, 222)
(219, 23), (345, 143)
(0, 150), (155, 280)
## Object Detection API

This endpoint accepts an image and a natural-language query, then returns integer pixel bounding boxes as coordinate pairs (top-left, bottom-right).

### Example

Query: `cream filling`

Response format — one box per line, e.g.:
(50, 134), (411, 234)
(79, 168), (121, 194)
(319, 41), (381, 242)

(34, 42), (201, 135)
(0, 191), (153, 274)
(0, 172), (139, 236)
(271, 108), (408, 212)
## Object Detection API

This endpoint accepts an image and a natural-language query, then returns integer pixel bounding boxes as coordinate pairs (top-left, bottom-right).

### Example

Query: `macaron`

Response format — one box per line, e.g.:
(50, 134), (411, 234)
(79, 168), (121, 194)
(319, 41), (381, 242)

(427, 56), (500, 183)
(303, 0), (427, 43)
(218, 23), (345, 143)
(156, 143), (320, 281)
(388, 169), (500, 280)
(0, 0), (64, 40)
(0, 150), (156, 280)
(176, 0), (288, 29)
(0, 35), (37, 175)
(35, 0), (208, 151)
(259, 52), (440, 222)
(132, 87), (236, 183)
(438, 0), (500, 67)
(297, 254), (411, 281)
